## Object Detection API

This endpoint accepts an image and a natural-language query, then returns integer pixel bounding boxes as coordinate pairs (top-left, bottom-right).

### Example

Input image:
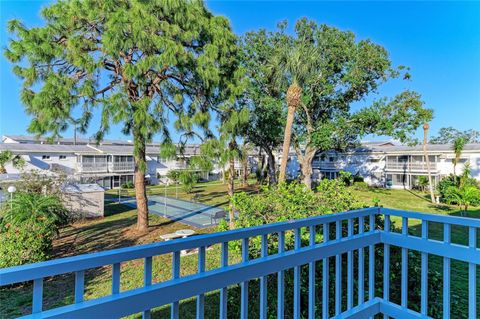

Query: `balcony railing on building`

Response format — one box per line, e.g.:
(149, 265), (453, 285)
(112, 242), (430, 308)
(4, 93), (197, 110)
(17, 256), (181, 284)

(386, 161), (438, 171)
(312, 161), (346, 170)
(0, 207), (478, 319)
(77, 162), (108, 173)
(109, 161), (135, 172)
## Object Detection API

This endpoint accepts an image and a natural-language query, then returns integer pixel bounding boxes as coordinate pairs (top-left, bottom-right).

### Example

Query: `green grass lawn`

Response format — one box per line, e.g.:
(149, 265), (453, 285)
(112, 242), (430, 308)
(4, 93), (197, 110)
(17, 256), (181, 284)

(1, 184), (479, 318)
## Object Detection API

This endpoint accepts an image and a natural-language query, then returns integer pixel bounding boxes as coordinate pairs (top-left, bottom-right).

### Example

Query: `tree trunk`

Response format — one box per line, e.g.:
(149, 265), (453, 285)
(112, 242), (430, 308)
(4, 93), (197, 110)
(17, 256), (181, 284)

(242, 156), (248, 187)
(266, 150), (277, 186)
(279, 81), (301, 183)
(297, 146), (316, 189)
(228, 140), (237, 228)
(423, 123), (435, 204)
(133, 137), (149, 232)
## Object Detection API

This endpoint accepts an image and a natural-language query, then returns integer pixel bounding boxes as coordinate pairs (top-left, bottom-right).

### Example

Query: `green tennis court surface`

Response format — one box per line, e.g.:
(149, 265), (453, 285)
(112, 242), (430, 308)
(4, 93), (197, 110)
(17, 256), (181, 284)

(122, 195), (227, 228)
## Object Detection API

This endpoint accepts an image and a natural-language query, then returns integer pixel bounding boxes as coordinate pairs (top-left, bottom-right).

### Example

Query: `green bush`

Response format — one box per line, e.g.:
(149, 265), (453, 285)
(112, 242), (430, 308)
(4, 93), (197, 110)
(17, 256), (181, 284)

(338, 170), (354, 186)
(437, 175), (458, 199)
(179, 170), (198, 193)
(0, 192), (68, 267)
(353, 175), (364, 183)
(353, 181), (369, 191)
(121, 181), (134, 189)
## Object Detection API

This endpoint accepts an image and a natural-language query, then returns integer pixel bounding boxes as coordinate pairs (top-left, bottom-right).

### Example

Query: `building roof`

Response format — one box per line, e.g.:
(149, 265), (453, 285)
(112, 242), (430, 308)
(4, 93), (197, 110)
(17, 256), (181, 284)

(352, 143), (480, 155)
(0, 143), (98, 154)
(2, 134), (135, 146)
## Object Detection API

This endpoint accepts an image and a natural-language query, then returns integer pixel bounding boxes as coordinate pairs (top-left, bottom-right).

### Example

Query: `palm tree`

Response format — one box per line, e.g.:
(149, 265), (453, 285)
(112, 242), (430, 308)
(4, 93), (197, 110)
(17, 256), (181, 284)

(423, 123), (435, 203)
(452, 137), (466, 176)
(271, 43), (320, 183)
(0, 150), (25, 174)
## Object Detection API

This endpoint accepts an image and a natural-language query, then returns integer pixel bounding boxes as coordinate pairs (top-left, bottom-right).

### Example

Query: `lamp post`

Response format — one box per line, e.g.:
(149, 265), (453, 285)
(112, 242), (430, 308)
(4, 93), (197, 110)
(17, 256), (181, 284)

(7, 185), (16, 210)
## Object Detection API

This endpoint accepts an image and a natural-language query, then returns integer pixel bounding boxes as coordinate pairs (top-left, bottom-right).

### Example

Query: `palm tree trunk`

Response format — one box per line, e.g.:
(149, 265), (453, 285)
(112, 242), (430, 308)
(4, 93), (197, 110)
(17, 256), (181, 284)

(266, 150), (277, 186)
(423, 123), (435, 204)
(279, 81), (301, 183)
(228, 140), (237, 228)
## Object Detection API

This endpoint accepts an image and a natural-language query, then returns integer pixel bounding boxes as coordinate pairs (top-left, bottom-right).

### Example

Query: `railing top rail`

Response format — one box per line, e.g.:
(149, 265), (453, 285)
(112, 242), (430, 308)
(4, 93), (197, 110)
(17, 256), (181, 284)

(381, 207), (480, 228)
(0, 207), (378, 285)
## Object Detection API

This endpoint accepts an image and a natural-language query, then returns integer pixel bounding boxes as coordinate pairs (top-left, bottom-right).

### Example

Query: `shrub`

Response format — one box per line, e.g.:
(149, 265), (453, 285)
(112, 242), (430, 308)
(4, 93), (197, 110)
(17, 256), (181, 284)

(353, 175), (364, 183)
(353, 181), (369, 191)
(179, 170), (198, 193)
(437, 175), (458, 199)
(121, 181), (134, 189)
(338, 170), (354, 186)
(0, 192), (68, 267)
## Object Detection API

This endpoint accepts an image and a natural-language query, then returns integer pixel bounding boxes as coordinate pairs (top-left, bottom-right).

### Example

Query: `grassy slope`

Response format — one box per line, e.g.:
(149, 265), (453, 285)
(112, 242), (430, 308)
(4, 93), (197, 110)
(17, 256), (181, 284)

(1, 185), (479, 318)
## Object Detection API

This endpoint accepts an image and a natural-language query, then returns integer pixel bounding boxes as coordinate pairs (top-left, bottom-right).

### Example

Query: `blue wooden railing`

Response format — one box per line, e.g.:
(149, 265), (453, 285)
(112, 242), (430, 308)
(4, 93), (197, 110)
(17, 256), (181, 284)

(0, 207), (479, 318)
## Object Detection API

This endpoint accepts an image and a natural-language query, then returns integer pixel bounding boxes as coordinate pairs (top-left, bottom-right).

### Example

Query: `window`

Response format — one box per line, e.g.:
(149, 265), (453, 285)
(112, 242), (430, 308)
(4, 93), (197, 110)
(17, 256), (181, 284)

(59, 155), (67, 160)
(42, 155), (50, 160)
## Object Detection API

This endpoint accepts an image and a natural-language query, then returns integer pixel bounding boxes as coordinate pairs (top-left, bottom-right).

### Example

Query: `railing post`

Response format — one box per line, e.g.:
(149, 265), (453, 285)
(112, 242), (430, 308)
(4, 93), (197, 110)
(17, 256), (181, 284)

(368, 213), (375, 319)
(308, 225), (316, 318)
(196, 246), (206, 319)
(74, 270), (85, 304)
(277, 231), (285, 319)
(241, 239), (249, 319)
(443, 224), (451, 319)
(260, 234), (268, 319)
(220, 242), (228, 319)
(335, 220), (342, 315)
(347, 218), (353, 310)
(358, 216), (365, 305)
(401, 217), (408, 309)
(468, 227), (477, 319)
(421, 220), (429, 316)
(294, 228), (301, 319)
(383, 215), (390, 319)
(143, 257), (152, 319)
(171, 251), (180, 319)
(112, 263), (120, 294)
(322, 223), (330, 319)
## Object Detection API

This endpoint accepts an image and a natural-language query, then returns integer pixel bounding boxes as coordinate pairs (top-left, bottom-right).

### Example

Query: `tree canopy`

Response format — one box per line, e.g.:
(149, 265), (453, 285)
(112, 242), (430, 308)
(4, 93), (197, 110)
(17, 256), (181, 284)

(5, 0), (240, 231)
(430, 127), (480, 144)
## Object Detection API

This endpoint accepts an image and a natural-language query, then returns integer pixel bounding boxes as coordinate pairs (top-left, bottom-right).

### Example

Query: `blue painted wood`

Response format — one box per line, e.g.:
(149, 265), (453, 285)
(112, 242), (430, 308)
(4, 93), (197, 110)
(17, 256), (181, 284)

(358, 216), (365, 306)
(241, 238), (249, 319)
(443, 224), (451, 319)
(112, 263), (120, 294)
(294, 228), (301, 319)
(309, 225), (316, 318)
(260, 234), (268, 319)
(383, 215), (391, 319)
(32, 278), (43, 313)
(220, 242), (228, 319)
(322, 223), (330, 319)
(335, 220), (342, 315)
(468, 227), (477, 319)
(420, 220), (428, 316)
(369, 214), (375, 301)
(4, 207), (480, 319)
(143, 257), (152, 319)
(0, 208), (379, 286)
(171, 251), (180, 319)
(401, 217), (408, 309)
(74, 270), (84, 303)
(381, 207), (480, 228)
(347, 218), (353, 310)
(277, 231), (285, 319)
(196, 246), (206, 319)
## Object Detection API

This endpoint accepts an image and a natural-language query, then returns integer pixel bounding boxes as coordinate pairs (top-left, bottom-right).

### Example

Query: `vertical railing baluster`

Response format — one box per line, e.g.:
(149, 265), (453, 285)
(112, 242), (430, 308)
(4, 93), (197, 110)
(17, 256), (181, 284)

(383, 215), (390, 319)
(309, 225), (316, 318)
(112, 263), (120, 294)
(278, 231), (285, 319)
(196, 246), (206, 319)
(401, 217), (408, 309)
(241, 238), (249, 319)
(294, 228), (301, 319)
(220, 242), (228, 319)
(347, 218), (353, 310)
(143, 257), (152, 319)
(421, 220), (428, 316)
(74, 270), (85, 303)
(443, 224), (451, 319)
(368, 214), (375, 319)
(322, 223), (330, 319)
(260, 234), (268, 319)
(171, 251), (180, 319)
(468, 227), (477, 319)
(32, 278), (43, 314)
(335, 220), (342, 315)
(358, 216), (365, 306)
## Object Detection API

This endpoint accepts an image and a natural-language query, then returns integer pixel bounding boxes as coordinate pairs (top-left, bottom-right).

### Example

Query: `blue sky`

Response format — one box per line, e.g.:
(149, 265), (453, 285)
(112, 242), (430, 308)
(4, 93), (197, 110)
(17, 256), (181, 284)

(1, 1), (479, 142)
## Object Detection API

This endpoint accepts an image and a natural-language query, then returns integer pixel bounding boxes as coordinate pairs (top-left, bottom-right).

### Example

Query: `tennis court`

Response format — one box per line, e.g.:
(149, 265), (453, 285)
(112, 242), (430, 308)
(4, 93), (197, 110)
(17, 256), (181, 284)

(121, 195), (227, 228)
